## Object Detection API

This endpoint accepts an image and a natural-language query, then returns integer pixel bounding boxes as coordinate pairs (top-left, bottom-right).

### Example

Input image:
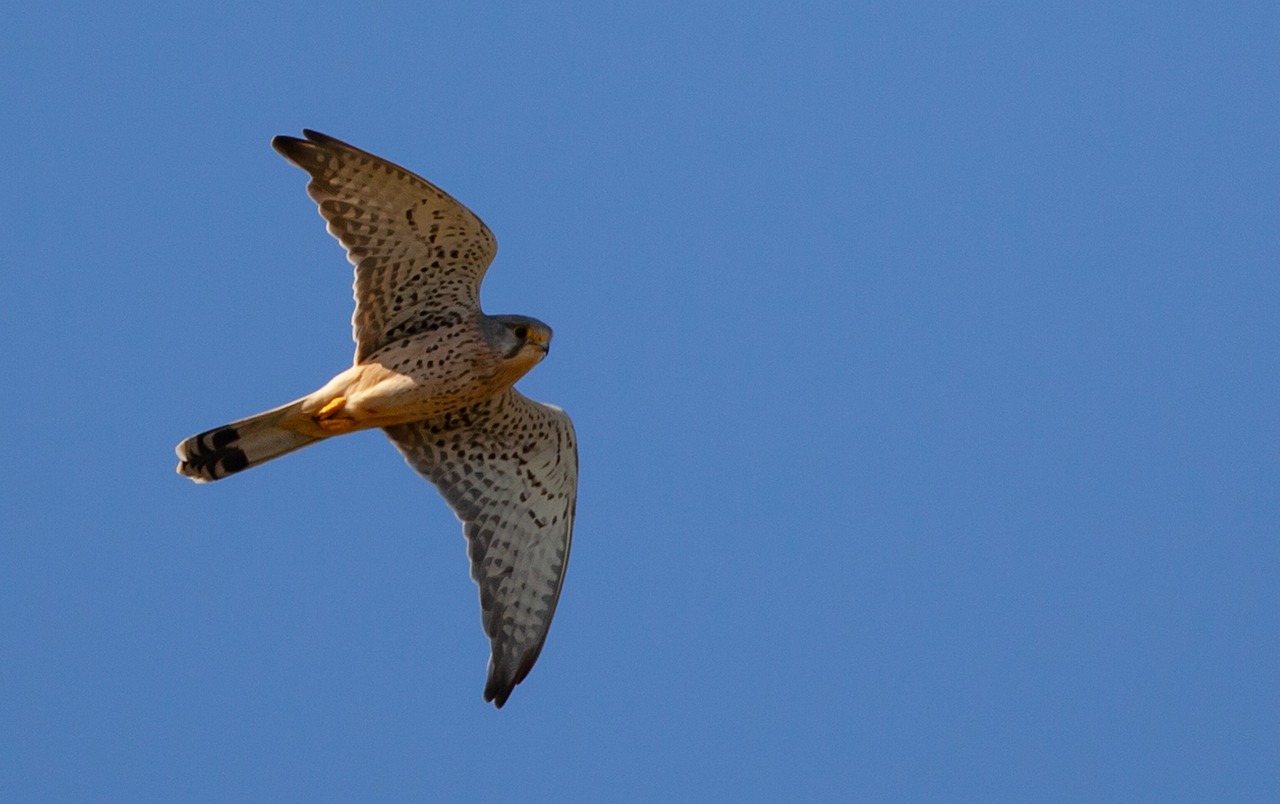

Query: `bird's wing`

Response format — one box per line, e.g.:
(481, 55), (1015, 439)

(272, 130), (498, 362)
(383, 389), (578, 707)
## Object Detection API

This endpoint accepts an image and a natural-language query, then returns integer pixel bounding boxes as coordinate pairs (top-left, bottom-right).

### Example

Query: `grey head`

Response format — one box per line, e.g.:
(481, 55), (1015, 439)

(483, 314), (554, 359)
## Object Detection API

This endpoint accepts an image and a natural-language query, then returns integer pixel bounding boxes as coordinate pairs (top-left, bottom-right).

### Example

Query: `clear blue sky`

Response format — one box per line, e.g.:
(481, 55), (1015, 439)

(3, 2), (1277, 801)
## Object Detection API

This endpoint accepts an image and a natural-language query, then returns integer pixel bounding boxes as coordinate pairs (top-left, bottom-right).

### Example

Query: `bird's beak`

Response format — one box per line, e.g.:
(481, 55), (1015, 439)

(527, 332), (551, 353)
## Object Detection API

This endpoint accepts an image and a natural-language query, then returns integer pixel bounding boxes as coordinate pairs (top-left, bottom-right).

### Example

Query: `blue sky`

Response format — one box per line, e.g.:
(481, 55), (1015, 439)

(3, 1), (1277, 800)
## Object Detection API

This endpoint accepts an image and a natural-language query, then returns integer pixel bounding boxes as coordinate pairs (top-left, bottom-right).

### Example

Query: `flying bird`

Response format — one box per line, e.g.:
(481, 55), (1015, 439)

(175, 130), (578, 708)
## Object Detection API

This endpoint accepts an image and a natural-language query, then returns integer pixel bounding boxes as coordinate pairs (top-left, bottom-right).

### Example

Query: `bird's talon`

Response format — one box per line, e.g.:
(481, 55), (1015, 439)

(314, 396), (353, 432)
(317, 396), (346, 418)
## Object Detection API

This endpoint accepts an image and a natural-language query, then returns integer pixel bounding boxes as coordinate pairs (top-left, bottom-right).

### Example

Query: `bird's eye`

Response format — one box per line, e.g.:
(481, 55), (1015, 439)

(514, 326), (529, 339)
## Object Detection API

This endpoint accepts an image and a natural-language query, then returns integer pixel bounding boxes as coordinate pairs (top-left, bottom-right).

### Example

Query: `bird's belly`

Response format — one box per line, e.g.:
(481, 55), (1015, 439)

(348, 370), (496, 424)
(303, 350), (505, 430)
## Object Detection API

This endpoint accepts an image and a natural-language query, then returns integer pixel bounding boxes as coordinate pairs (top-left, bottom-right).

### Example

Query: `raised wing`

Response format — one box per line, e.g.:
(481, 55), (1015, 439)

(383, 389), (578, 707)
(272, 130), (498, 361)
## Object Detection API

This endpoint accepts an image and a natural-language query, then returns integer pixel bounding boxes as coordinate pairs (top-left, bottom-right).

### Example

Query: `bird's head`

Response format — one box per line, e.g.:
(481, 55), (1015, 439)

(486, 314), (554, 374)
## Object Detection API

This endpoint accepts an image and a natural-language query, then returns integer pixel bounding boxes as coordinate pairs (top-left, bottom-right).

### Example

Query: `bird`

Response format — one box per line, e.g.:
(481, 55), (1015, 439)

(175, 130), (578, 708)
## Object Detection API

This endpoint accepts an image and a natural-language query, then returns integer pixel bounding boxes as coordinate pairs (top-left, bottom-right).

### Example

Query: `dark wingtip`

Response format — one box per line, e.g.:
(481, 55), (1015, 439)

(484, 658), (517, 708)
(274, 130), (358, 166)
(483, 686), (509, 711)
(271, 133), (309, 162)
(482, 650), (542, 709)
(484, 682), (513, 709)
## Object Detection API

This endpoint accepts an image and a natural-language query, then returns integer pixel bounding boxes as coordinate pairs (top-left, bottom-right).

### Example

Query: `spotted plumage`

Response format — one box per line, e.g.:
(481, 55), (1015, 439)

(175, 130), (578, 708)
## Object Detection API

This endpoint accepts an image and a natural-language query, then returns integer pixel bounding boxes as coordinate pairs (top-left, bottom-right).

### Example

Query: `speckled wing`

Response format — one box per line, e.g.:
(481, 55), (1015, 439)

(383, 389), (578, 708)
(272, 130), (498, 362)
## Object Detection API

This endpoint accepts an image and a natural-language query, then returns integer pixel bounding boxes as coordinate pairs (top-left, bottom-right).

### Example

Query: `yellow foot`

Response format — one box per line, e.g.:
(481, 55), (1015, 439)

(314, 396), (355, 433)
(317, 397), (346, 417)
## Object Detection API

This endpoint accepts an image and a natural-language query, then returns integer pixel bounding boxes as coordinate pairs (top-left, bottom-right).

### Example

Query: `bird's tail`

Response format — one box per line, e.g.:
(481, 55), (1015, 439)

(176, 399), (325, 482)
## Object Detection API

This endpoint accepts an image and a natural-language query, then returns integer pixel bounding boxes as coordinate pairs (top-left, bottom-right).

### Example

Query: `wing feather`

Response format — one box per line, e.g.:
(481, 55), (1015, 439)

(272, 130), (498, 361)
(384, 389), (577, 707)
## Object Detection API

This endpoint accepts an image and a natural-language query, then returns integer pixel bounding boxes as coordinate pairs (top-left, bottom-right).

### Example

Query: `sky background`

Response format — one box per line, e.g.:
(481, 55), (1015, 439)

(3, 1), (1277, 801)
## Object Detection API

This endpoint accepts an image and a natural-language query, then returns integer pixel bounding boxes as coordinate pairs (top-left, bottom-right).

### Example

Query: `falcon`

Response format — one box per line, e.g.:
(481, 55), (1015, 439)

(175, 130), (578, 708)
